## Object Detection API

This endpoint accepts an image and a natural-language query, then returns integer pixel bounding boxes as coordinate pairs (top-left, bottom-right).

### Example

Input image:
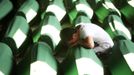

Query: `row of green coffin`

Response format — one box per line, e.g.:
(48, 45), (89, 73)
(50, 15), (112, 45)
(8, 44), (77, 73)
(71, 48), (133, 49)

(1, 41), (133, 75)
(66, 0), (134, 28)
(1, 40), (134, 75)
(22, 0), (66, 22)
(20, 0), (134, 26)
(89, 0), (134, 25)
(1, 0), (134, 26)
(0, 40), (133, 75)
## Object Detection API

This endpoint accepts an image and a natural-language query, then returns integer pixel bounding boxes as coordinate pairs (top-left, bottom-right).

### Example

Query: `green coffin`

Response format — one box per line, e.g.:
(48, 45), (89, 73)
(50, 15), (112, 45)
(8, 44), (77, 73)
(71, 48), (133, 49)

(39, 13), (61, 50)
(60, 46), (104, 75)
(103, 14), (131, 40)
(2, 15), (32, 55)
(46, 0), (66, 21)
(30, 42), (58, 75)
(16, 42), (58, 75)
(106, 40), (133, 75)
(103, 13), (134, 73)
(18, 0), (39, 23)
(116, 37), (134, 72)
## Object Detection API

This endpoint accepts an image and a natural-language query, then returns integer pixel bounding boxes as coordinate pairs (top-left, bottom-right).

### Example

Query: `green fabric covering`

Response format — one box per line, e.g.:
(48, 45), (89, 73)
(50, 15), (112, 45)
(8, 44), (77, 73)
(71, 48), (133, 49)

(0, 0), (13, 20)
(18, 0), (39, 23)
(0, 42), (13, 75)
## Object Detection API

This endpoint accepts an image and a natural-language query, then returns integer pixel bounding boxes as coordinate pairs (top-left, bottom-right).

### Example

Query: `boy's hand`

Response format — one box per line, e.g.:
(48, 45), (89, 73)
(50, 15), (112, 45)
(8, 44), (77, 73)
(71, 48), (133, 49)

(78, 36), (95, 49)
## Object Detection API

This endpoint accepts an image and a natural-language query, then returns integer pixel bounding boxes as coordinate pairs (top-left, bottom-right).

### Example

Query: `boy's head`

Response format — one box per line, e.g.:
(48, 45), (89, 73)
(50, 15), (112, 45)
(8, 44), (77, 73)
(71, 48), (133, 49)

(60, 27), (79, 46)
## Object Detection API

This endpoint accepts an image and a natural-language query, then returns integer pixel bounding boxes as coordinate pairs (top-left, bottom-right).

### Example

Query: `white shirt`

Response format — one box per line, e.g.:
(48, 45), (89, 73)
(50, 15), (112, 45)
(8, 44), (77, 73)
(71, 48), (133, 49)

(78, 23), (114, 48)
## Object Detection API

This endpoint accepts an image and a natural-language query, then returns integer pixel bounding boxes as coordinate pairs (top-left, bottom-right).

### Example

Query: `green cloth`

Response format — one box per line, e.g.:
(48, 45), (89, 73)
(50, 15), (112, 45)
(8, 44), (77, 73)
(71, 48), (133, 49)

(106, 41), (133, 75)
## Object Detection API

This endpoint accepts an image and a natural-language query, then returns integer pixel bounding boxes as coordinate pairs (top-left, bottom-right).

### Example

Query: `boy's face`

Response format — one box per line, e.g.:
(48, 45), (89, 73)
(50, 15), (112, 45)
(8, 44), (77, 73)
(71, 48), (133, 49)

(68, 32), (79, 47)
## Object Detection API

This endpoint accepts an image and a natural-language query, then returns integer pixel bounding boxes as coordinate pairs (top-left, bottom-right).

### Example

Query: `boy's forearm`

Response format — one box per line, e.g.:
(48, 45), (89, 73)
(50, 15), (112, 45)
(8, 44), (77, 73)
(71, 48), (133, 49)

(78, 40), (94, 49)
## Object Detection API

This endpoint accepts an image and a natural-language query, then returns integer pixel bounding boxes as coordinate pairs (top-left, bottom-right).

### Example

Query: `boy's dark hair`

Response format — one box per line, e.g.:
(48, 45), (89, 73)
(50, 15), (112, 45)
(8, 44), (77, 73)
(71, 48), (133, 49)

(60, 27), (77, 43)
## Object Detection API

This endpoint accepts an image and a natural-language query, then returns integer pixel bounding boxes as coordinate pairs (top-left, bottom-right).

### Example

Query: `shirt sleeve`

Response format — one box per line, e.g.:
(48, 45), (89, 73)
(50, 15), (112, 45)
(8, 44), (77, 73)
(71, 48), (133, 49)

(80, 25), (94, 39)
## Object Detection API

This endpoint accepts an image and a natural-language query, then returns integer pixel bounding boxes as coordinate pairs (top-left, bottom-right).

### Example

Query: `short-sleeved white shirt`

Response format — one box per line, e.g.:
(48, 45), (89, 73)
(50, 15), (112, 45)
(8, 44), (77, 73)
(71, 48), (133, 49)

(78, 23), (114, 47)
